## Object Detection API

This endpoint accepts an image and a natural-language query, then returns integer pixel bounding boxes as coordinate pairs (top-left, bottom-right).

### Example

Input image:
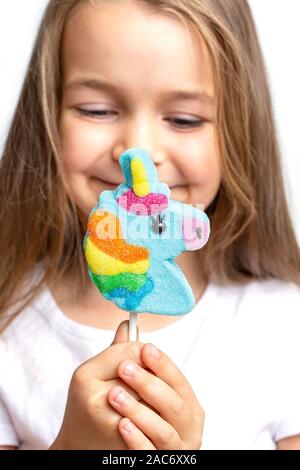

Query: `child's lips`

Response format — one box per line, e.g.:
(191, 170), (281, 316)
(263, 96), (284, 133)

(91, 177), (188, 201)
(90, 177), (119, 191)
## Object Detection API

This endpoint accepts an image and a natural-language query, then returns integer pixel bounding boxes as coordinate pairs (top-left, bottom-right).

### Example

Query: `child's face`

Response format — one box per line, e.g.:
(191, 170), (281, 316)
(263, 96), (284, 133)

(60, 0), (221, 216)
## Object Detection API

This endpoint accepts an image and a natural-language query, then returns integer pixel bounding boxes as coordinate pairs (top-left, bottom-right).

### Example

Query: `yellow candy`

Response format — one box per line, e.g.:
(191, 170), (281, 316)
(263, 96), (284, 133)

(85, 238), (150, 275)
(131, 157), (151, 197)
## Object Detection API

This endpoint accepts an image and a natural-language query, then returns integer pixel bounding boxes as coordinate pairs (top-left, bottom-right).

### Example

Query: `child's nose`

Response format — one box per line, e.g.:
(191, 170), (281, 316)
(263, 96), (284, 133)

(112, 144), (126, 161)
(112, 145), (166, 166)
(111, 114), (169, 165)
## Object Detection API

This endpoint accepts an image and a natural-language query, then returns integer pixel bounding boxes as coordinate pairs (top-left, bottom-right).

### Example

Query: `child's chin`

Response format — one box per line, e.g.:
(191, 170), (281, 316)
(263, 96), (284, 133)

(170, 185), (189, 202)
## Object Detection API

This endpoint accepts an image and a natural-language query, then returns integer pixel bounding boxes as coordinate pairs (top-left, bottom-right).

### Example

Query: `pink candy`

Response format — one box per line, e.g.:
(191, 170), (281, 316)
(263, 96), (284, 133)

(117, 189), (168, 215)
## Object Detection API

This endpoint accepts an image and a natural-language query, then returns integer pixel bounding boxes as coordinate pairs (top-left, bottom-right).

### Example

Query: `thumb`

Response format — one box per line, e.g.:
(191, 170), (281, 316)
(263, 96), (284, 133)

(111, 320), (130, 345)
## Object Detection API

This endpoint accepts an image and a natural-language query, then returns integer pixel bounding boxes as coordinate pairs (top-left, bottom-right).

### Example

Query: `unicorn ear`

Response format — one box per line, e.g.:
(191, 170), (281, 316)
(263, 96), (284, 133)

(119, 148), (159, 194)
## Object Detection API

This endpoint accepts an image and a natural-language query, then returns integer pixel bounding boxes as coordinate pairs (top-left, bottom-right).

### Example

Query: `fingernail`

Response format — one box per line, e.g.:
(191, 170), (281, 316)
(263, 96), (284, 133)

(122, 361), (137, 377)
(112, 387), (126, 404)
(122, 419), (135, 433)
(148, 344), (160, 359)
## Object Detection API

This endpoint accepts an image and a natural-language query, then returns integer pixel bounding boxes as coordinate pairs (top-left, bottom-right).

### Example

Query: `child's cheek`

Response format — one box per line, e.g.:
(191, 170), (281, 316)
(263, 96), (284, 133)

(60, 112), (102, 171)
(178, 126), (220, 179)
(179, 127), (221, 206)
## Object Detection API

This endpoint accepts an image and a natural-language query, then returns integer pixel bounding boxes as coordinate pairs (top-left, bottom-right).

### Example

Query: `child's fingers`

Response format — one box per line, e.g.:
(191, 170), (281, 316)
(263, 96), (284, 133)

(73, 340), (144, 382)
(119, 418), (156, 450)
(108, 386), (185, 450)
(116, 359), (198, 441)
(141, 343), (199, 406)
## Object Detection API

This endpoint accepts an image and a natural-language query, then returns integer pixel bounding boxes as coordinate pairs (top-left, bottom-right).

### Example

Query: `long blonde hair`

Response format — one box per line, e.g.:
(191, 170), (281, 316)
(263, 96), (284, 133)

(1, 0), (299, 330)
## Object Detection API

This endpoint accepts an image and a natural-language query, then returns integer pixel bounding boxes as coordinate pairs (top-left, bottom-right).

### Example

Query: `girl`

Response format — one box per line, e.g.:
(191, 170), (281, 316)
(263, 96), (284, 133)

(0, 0), (300, 450)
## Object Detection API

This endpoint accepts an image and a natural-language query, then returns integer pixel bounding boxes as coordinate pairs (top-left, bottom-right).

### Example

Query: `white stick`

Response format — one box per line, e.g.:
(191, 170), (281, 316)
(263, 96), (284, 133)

(129, 311), (138, 342)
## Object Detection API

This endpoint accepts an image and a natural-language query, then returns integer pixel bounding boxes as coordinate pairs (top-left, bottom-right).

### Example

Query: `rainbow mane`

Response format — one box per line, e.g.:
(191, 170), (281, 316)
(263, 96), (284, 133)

(85, 210), (154, 310)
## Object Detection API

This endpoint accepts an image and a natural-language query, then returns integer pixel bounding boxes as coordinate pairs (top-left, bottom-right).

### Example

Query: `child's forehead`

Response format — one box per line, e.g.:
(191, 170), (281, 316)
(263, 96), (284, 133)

(61, 0), (215, 103)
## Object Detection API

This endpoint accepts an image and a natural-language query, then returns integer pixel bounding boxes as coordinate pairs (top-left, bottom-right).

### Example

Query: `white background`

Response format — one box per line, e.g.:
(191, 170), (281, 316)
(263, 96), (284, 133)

(0, 0), (299, 239)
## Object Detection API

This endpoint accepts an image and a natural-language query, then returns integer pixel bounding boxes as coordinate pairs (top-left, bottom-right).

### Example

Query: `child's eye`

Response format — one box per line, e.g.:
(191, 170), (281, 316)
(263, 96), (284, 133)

(166, 117), (205, 129)
(75, 109), (205, 129)
(76, 108), (117, 119)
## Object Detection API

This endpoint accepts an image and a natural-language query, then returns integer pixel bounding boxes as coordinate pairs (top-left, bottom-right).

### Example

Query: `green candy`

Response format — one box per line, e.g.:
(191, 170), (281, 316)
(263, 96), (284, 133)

(90, 271), (147, 293)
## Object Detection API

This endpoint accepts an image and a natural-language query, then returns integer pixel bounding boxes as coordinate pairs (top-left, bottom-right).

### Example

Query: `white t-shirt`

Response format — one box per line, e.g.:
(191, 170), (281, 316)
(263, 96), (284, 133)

(0, 278), (300, 450)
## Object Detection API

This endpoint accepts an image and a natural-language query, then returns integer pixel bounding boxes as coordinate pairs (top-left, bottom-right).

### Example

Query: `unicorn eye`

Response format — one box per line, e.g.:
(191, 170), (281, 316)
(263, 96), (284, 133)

(151, 213), (166, 235)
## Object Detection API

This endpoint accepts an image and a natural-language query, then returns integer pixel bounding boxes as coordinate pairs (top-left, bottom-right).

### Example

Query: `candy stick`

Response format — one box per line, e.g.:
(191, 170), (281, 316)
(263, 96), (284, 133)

(129, 311), (138, 342)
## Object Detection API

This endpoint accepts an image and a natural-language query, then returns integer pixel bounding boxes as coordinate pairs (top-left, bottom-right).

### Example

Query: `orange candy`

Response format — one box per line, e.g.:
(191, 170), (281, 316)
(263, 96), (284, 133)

(88, 210), (149, 263)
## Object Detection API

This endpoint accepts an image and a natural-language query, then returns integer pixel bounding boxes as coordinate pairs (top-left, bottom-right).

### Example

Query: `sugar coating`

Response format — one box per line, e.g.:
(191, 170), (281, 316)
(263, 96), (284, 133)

(83, 148), (210, 315)
(117, 189), (168, 215)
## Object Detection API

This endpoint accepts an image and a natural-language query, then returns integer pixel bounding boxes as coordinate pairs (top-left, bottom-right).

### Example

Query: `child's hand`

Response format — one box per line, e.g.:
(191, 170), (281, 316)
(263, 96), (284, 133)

(107, 343), (204, 450)
(49, 321), (145, 450)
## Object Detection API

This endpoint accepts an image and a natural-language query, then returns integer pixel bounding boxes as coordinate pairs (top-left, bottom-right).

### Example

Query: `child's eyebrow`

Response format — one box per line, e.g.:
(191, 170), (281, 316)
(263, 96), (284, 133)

(64, 78), (214, 106)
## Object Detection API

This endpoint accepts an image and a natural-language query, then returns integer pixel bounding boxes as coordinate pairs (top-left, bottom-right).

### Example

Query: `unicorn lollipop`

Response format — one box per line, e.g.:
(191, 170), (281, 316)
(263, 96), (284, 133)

(83, 148), (210, 340)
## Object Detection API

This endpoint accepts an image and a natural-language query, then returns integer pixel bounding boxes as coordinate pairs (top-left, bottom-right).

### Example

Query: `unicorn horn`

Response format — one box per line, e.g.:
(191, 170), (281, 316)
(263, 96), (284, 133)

(131, 157), (151, 197)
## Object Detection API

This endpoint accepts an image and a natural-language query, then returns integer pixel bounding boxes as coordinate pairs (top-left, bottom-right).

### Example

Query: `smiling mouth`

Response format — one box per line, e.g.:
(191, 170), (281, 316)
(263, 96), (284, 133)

(90, 177), (188, 200)
(90, 177), (119, 191)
